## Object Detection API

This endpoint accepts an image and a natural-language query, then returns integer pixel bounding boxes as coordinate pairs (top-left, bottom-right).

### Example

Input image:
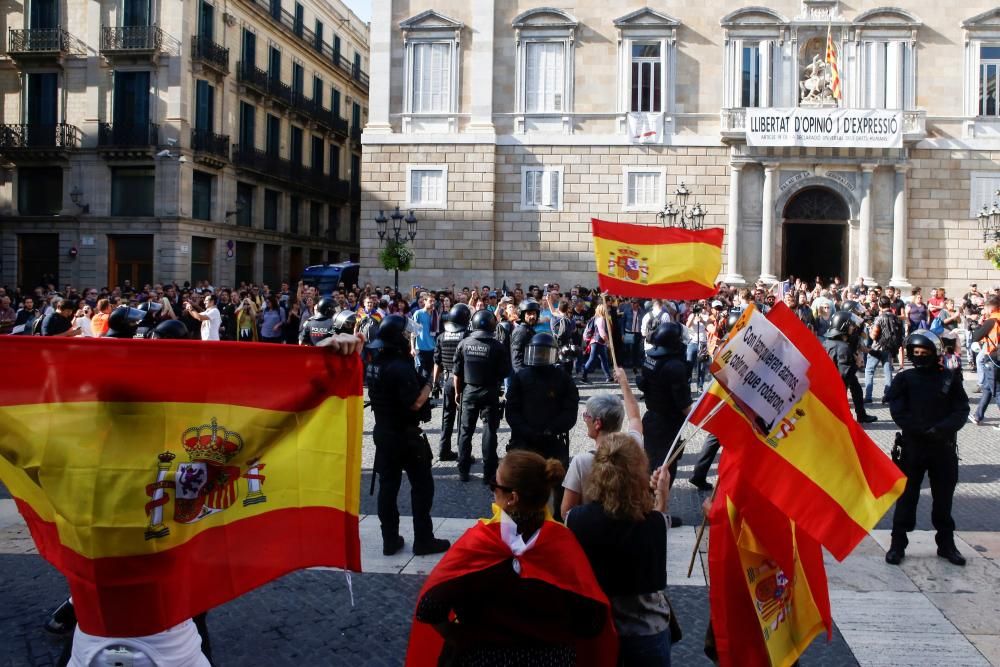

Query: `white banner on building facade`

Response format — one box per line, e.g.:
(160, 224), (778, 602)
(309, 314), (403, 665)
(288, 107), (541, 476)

(746, 107), (902, 149)
(627, 112), (664, 144)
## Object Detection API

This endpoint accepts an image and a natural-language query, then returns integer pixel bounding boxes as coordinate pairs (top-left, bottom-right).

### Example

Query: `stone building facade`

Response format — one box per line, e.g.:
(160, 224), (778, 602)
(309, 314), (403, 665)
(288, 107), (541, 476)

(361, 0), (1000, 294)
(0, 0), (369, 290)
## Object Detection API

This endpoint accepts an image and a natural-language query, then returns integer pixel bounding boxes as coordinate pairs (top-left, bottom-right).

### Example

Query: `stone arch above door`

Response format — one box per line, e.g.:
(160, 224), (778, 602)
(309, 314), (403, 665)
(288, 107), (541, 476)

(774, 174), (860, 223)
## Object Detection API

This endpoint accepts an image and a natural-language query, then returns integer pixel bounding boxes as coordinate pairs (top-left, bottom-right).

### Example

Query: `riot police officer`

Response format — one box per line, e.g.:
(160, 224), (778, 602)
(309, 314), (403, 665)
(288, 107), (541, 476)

(432, 303), (471, 461)
(133, 300), (163, 339)
(105, 305), (146, 339)
(505, 332), (578, 515)
(454, 310), (511, 483)
(824, 310), (877, 423)
(510, 299), (540, 372)
(884, 330), (970, 566)
(299, 297), (337, 345)
(366, 315), (450, 557)
(637, 322), (692, 488)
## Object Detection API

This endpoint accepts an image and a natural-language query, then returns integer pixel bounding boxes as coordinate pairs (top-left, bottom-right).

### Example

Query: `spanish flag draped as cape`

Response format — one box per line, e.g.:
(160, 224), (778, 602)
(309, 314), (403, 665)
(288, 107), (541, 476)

(0, 337), (363, 637)
(690, 303), (905, 560)
(405, 506), (618, 666)
(591, 218), (723, 299)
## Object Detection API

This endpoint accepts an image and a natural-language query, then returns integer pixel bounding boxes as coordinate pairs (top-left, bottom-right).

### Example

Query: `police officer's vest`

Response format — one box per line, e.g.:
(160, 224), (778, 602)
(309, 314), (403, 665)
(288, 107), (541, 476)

(304, 316), (334, 346)
(458, 335), (502, 386)
(437, 330), (466, 373)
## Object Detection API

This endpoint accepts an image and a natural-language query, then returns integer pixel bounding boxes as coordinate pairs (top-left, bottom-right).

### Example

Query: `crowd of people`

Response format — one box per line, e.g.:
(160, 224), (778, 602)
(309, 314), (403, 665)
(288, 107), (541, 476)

(8, 271), (997, 665)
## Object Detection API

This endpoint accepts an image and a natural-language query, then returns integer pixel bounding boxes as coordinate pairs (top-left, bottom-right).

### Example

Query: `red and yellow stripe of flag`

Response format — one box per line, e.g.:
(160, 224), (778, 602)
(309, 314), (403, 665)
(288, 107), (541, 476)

(826, 25), (842, 101)
(691, 303), (905, 560)
(0, 337), (363, 637)
(591, 218), (723, 299)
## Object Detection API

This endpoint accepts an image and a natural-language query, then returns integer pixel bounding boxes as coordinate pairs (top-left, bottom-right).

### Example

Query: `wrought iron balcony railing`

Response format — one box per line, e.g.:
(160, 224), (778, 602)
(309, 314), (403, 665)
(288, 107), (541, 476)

(233, 144), (350, 198)
(100, 25), (163, 53)
(0, 123), (80, 150)
(191, 36), (229, 73)
(8, 28), (70, 54)
(350, 126), (362, 144)
(98, 122), (160, 147)
(191, 128), (230, 159)
(236, 61), (269, 93)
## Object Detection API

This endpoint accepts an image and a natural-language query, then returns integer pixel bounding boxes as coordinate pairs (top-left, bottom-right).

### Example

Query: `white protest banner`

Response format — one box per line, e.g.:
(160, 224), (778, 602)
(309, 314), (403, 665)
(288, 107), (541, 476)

(746, 107), (902, 149)
(709, 305), (811, 435)
(627, 112), (664, 144)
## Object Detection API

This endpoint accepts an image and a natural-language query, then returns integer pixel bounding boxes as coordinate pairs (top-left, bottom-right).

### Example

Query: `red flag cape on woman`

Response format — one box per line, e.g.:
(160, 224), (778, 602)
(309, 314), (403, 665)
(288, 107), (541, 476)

(405, 506), (617, 666)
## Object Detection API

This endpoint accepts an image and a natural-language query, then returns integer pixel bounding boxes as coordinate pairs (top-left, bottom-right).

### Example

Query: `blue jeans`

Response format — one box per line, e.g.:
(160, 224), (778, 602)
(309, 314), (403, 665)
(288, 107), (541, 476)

(977, 351), (988, 388)
(975, 361), (1000, 421)
(864, 350), (894, 402)
(619, 630), (671, 667)
(583, 342), (612, 380)
(686, 343), (708, 390)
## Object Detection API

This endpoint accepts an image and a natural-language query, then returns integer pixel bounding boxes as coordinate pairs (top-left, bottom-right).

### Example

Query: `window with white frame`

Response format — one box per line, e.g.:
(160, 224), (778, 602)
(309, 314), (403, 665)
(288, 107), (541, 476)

(970, 172), (1000, 217)
(979, 45), (1000, 117)
(741, 42), (762, 108)
(858, 41), (911, 109)
(406, 165), (447, 209)
(525, 42), (565, 113)
(630, 43), (662, 112)
(409, 41), (452, 113)
(623, 168), (665, 211)
(521, 167), (563, 211)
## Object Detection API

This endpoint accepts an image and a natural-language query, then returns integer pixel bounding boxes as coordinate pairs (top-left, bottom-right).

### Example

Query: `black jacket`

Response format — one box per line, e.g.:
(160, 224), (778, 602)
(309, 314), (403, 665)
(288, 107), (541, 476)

(823, 337), (855, 380)
(505, 366), (579, 443)
(886, 365), (969, 442)
(510, 323), (535, 373)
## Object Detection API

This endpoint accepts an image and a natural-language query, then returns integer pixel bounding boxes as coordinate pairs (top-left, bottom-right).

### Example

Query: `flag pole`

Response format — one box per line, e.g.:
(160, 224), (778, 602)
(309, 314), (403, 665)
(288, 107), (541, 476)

(601, 292), (620, 370)
(659, 381), (723, 470)
(687, 484), (718, 578)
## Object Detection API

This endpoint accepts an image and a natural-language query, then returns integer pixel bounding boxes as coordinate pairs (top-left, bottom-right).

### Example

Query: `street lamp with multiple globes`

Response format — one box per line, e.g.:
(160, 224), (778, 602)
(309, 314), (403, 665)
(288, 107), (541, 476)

(374, 205), (418, 293)
(976, 189), (1000, 242)
(655, 181), (707, 230)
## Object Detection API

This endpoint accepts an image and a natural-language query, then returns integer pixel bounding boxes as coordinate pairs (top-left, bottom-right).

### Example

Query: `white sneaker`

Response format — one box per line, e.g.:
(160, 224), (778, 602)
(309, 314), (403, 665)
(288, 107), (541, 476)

(970, 415), (982, 426)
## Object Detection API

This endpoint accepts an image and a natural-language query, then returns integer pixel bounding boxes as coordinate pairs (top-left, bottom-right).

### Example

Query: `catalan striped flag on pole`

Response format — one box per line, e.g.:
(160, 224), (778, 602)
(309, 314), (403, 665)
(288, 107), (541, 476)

(826, 24), (842, 101)
(0, 337), (363, 637)
(690, 303), (905, 560)
(591, 218), (723, 299)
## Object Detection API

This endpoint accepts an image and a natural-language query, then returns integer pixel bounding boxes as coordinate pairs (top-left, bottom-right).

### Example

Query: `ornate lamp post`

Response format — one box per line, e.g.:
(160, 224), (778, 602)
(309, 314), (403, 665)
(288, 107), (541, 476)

(976, 189), (1000, 242)
(656, 181), (707, 230)
(375, 205), (418, 293)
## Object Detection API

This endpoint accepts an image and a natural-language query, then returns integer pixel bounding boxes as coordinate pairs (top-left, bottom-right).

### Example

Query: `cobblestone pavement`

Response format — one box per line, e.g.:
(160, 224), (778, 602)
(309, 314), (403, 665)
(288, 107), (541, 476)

(1, 371), (997, 665)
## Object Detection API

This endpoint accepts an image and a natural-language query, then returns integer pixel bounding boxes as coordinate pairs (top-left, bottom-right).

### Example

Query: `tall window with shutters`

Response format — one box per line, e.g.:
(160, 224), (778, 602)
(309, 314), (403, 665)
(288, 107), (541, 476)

(859, 41), (910, 109)
(521, 167), (563, 211)
(980, 46), (1000, 117)
(410, 42), (451, 113)
(741, 42), (762, 108)
(406, 165), (447, 209)
(524, 42), (565, 113)
(630, 43), (662, 113)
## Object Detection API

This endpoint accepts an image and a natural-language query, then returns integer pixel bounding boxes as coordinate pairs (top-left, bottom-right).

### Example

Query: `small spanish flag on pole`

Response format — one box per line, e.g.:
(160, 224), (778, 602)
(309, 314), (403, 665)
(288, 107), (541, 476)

(591, 218), (723, 299)
(826, 23), (842, 101)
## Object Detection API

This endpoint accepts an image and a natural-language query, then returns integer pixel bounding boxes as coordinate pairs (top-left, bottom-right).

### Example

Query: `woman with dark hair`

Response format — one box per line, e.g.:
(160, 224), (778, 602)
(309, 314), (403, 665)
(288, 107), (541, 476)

(567, 433), (674, 666)
(259, 295), (284, 343)
(407, 450), (617, 666)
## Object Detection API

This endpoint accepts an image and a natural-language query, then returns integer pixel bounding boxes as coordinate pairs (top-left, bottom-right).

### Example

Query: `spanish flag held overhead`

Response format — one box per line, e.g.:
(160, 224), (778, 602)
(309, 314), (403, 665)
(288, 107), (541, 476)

(591, 218), (723, 299)
(691, 303), (905, 560)
(0, 337), (363, 637)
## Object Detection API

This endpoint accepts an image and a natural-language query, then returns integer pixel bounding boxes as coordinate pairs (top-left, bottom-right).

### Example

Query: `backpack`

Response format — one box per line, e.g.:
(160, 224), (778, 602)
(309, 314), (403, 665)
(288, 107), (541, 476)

(928, 314), (946, 336)
(552, 315), (575, 347)
(582, 317), (596, 345)
(875, 313), (903, 353)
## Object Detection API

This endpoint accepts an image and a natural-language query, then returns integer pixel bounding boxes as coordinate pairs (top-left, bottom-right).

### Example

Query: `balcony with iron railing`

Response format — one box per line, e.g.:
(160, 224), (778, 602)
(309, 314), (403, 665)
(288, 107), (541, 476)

(191, 36), (229, 74)
(233, 144), (350, 198)
(100, 25), (163, 56)
(236, 61), (269, 95)
(240, 0), (368, 92)
(350, 125), (362, 144)
(0, 123), (80, 151)
(8, 28), (71, 60)
(98, 122), (160, 148)
(191, 128), (230, 160)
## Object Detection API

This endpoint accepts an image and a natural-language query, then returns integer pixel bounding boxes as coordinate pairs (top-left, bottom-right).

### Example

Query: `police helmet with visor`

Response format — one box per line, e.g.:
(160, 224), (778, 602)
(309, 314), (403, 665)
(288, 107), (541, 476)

(525, 333), (558, 367)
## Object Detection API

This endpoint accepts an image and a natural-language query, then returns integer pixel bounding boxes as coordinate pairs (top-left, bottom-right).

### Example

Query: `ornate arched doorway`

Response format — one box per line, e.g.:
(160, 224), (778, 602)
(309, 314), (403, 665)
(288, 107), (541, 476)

(781, 187), (850, 284)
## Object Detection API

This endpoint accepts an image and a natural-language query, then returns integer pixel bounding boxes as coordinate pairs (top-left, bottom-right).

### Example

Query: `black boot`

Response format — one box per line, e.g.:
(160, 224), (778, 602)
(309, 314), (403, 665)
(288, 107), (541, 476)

(382, 535), (405, 556)
(885, 545), (905, 565)
(937, 546), (966, 566)
(413, 537), (451, 556)
(44, 599), (76, 635)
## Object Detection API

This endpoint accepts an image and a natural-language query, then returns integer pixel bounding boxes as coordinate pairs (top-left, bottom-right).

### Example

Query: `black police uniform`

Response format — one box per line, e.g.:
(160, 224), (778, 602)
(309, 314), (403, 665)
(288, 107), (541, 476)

(637, 350), (691, 481)
(433, 327), (467, 458)
(824, 336), (872, 421)
(366, 347), (438, 548)
(510, 322), (535, 373)
(885, 362), (969, 554)
(300, 313), (334, 345)
(454, 331), (511, 481)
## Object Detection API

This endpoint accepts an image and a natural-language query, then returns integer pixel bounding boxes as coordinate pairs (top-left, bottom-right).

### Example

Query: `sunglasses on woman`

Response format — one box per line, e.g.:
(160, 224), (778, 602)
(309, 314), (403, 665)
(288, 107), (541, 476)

(487, 480), (514, 493)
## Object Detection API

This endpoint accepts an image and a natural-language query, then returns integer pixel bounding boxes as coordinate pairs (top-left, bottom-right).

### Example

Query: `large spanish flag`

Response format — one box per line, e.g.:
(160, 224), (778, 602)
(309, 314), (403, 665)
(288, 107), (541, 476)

(709, 455), (831, 667)
(0, 337), (363, 637)
(691, 303), (905, 560)
(591, 218), (723, 299)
